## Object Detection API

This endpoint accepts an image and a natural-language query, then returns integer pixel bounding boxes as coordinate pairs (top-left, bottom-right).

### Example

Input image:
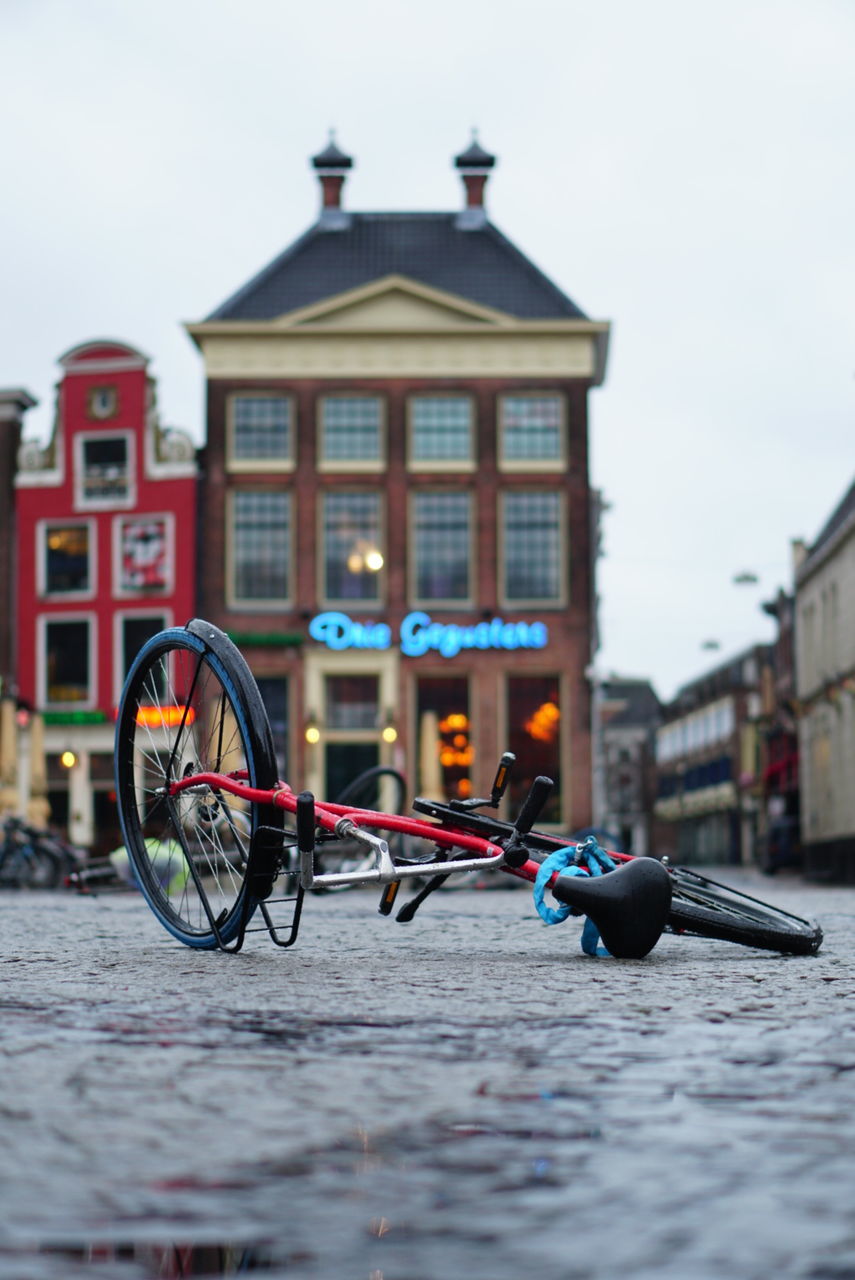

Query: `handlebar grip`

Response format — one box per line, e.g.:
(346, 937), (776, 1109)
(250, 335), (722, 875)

(296, 791), (316, 854)
(513, 775), (553, 836)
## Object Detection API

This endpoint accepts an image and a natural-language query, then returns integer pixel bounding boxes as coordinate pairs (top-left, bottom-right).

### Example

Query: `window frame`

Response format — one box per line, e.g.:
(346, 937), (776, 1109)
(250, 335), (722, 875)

(317, 394), (386, 472)
(226, 488), (293, 611)
(406, 393), (476, 472)
(226, 392), (296, 473)
(497, 393), (566, 472)
(74, 429), (136, 510)
(37, 518), (97, 601)
(38, 613), (97, 710)
(499, 489), (567, 608)
(409, 489), (475, 608)
(319, 489), (385, 609)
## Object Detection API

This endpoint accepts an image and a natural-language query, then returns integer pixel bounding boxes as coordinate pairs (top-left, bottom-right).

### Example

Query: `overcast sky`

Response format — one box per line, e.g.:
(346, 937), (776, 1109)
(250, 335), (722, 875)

(2, 0), (853, 701)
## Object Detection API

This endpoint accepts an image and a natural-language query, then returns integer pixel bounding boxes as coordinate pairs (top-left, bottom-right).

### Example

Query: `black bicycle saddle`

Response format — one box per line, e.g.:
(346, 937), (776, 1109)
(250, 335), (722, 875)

(548, 857), (672, 959)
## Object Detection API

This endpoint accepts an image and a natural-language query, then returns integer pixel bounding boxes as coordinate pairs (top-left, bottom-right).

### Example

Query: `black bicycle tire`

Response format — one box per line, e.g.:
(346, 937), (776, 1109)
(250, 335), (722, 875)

(667, 869), (823, 954)
(114, 620), (283, 948)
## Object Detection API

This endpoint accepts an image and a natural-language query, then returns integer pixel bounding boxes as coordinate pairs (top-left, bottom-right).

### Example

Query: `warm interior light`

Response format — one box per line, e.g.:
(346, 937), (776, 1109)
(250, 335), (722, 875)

(364, 549), (384, 572)
(135, 706), (196, 728)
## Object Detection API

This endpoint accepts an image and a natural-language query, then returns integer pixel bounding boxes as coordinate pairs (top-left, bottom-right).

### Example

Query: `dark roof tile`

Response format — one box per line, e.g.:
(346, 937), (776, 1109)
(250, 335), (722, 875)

(207, 213), (587, 322)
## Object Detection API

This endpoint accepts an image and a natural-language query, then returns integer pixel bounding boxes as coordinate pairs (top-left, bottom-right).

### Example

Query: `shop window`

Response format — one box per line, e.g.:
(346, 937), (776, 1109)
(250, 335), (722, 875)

(411, 492), (471, 603)
(76, 433), (133, 507)
(230, 491), (291, 604)
(323, 492), (383, 603)
(42, 523), (92, 595)
(228, 395), (293, 467)
(326, 675), (379, 729)
(498, 394), (564, 467)
(320, 395), (383, 467)
(507, 675), (562, 822)
(502, 491), (563, 603)
(255, 676), (289, 774)
(408, 396), (473, 467)
(43, 618), (92, 706)
(416, 677), (471, 801)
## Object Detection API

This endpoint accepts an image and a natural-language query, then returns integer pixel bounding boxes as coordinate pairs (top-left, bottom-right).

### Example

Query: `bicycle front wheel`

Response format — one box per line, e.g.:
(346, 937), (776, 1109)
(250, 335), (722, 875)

(114, 621), (283, 948)
(668, 867), (823, 954)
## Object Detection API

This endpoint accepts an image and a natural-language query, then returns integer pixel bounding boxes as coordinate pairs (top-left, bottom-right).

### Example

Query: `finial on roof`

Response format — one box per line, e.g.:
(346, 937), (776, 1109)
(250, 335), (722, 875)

(453, 131), (496, 226)
(311, 132), (353, 224)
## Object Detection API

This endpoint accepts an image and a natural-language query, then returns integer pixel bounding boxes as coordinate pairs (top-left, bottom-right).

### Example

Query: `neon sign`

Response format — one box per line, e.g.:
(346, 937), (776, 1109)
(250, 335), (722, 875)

(308, 611), (548, 658)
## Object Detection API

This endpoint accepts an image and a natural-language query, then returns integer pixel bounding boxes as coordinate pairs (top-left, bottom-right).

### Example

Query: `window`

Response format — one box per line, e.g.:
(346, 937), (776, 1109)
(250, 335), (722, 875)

(42, 523), (92, 595)
(121, 614), (167, 692)
(228, 396), (293, 467)
(255, 676), (289, 774)
(411, 492), (471, 602)
(502, 491), (563, 602)
(507, 675), (562, 822)
(43, 618), (92, 705)
(230, 491), (291, 604)
(77, 433), (133, 506)
(499, 395), (564, 466)
(323, 492), (383, 602)
(320, 396), (383, 466)
(326, 675), (379, 729)
(117, 516), (172, 593)
(416, 677), (471, 801)
(409, 396), (473, 467)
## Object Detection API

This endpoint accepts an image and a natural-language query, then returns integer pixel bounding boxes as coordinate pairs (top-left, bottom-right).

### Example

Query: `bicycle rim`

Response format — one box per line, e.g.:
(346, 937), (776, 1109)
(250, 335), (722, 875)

(668, 868), (823, 954)
(114, 625), (282, 948)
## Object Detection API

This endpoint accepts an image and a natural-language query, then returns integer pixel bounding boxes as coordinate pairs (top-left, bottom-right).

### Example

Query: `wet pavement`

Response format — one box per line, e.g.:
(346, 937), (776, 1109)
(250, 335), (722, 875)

(1, 870), (855, 1279)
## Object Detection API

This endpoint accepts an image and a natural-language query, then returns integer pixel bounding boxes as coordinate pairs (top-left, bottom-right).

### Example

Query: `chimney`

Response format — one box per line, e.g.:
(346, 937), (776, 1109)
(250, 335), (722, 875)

(311, 133), (353, 229)
(454, 132), (496, 228)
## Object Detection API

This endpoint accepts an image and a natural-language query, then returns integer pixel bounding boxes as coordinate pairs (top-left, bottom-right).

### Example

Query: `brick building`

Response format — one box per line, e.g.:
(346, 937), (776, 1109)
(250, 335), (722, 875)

(14, 340), (197, 850)
(186, 137), (610, 825)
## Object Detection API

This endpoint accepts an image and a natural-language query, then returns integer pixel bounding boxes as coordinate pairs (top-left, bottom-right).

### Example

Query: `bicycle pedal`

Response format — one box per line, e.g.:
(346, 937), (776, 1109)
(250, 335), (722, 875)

(378, 880), (401, 915)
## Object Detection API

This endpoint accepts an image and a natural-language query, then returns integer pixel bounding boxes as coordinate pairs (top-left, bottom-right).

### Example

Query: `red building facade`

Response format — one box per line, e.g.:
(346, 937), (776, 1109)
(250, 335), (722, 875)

(15, 340), (197, 850)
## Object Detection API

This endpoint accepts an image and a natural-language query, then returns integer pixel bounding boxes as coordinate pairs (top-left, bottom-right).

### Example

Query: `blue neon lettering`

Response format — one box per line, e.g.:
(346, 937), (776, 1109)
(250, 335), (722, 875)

(309, 611), (549, 656)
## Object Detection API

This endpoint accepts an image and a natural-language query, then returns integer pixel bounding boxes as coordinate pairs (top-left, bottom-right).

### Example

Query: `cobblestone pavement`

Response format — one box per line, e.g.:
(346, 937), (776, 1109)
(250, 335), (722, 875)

(1, 870), (854, 1280)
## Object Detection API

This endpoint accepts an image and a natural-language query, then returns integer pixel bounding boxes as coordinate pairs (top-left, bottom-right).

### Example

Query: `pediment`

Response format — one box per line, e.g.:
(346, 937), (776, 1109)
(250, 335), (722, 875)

(274, 275), (515, 331)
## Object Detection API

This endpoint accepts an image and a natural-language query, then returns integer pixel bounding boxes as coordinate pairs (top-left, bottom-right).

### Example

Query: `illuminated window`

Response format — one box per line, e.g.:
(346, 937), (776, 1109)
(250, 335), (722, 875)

(412, 492), (471, 602)
(507, 675), (562, 822)
(323, 492), (383, 602)
(43, 524), (91, 594)
(409, 396), (473, 465)
(416, 677), (471, 801)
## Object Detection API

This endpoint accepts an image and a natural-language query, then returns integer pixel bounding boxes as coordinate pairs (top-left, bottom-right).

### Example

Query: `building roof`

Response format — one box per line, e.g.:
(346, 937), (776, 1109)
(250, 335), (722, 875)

(207, 213), (588, 322)
(809, 477), (855, 559)
(600, 677), (662, 728)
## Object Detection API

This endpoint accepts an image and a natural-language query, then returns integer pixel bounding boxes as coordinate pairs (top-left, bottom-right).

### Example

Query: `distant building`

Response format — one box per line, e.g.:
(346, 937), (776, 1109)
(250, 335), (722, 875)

(15, 340), (197, 851)
(654, 644), (771, 864)
(186, 136), (611, 825)
(756, 585), (801, 872)
(0, 388), (37, 691)
(794, 478), (855, 882)
(598, 676), (661, 854)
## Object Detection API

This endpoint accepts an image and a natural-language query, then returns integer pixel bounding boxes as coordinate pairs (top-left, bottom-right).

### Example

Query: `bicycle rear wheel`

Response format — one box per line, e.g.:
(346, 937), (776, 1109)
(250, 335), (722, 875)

(114, 621), (283, 948)
(667, 867), (822, 954)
